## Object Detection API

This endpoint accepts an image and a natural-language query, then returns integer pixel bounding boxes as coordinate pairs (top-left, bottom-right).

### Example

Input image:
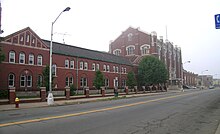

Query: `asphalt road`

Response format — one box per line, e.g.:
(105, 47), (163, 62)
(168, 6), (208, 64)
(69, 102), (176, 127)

(0, 89), (220, 134)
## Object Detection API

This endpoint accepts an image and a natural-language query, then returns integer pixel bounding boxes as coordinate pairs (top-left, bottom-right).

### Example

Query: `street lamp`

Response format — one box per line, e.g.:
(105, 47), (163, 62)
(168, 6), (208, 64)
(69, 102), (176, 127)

(47, 7), (71, 105)
(201, 70), (208, 89)
(181, 61), (190, 91)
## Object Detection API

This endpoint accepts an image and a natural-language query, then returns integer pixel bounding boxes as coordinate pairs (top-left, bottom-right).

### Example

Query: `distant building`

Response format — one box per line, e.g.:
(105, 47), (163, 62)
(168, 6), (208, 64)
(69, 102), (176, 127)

(183, 70), (198, 87)
(197, 75), (213, 88)
(109, 27), (183, 88)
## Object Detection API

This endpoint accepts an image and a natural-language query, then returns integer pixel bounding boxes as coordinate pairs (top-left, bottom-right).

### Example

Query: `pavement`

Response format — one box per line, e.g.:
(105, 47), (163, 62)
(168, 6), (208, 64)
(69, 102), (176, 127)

(1, 89), (220, 134)
(0, 91), (178, 111)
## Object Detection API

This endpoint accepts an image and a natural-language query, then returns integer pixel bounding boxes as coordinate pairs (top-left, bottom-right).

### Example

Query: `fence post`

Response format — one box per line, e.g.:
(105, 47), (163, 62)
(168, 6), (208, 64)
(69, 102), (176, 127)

(134, 86), (138, 94)
(40, 87), (46, 102)
(101, 87), (105, 97)
(85, 87), (89, 98)
(9, 87), (16, 104)
(66, 87), (70, 100)
(125, 86), (129, 95)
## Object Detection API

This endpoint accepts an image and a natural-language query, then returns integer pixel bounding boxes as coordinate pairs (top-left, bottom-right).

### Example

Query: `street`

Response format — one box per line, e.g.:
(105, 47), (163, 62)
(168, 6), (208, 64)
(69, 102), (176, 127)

(0, 89), (220, 134)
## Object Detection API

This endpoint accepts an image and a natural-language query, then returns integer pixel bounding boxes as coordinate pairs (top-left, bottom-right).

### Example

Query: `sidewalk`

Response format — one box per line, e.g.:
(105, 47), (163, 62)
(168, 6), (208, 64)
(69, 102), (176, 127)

(0, 91), (175, 111)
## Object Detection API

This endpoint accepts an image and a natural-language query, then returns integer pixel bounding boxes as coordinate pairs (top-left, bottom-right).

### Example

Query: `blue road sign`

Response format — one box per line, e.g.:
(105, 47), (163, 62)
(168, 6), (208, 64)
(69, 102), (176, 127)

(215, 14), (220, 29)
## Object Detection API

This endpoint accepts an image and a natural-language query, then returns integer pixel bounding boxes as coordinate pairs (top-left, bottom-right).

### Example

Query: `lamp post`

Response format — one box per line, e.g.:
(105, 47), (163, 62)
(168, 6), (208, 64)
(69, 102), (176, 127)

(181, 61), (190, 91)
(47, 7), (71, 105)
(201, 70), (208, 89)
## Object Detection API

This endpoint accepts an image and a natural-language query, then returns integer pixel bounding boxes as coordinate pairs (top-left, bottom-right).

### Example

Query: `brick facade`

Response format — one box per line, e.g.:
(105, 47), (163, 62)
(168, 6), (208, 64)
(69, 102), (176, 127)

(109, 27), (183, 85)
(0, 27), (133, 93)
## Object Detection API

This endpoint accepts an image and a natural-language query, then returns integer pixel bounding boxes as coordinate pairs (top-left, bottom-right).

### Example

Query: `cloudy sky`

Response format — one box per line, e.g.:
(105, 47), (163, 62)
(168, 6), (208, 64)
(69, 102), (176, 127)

(1, 0), (220, 78)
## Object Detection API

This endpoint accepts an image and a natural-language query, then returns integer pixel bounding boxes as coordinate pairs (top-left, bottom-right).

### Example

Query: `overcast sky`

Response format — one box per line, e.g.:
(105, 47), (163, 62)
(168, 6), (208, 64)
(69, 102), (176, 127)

(1, 0), (220, 78)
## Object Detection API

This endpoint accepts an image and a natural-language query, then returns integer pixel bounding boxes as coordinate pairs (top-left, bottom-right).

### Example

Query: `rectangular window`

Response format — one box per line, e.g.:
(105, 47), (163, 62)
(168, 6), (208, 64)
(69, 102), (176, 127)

(116, 67), (118, 73)
(105, 79), (109, 87)
(20, 75), (26, 87)
(9, 51), (15, 63)
(113, 66), (115, 73)
(96, 64), (100, 71)
(70, 60), (74, 69)
(65, 60), (69, 68)
(103, 65), (106, 72)
(52, 64), (57, 76)
(66, 77), (69, 87)
(92, 63), (95, 71)
(121, 67), (124, 73)
(29, 54), (34, 65)
(27, 75), (32, 87)
(69, 77), (73, 85)
(37, 55), (42, 66)
(122, 79), (126, 88)
(124, 68), (127, 74)
(80, 62), (83, 70)
(107, 65), (110, 72)
(19, 53), (25, 64)
(80, 77), (87, 87)
(8, 74), (14, 87)
(84, 62), (88, 70)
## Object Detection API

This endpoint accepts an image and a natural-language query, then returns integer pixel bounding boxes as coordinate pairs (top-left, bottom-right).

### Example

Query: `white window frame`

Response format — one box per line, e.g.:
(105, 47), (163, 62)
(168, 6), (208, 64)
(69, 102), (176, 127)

(19, 52), (25, 64)
(105, 78), (109, 87)
(113, 49), (121, 56)
(126, 45), (135, 55)
(103, 65), (106, 72)
(27, 75), (32, 87)
(37, 55), (42, 66)
(107, 65), (110, 72)
(80, 77), (87, 87)
(92, 63), (95, 71)
(140, 44), (150, 55)
(29, 54), (34, 65)
(9, 51), (15, 63)
(69, 77), (73, 86)
(8, 74), (15, 87)
(70, 60), (74, 69)
(52, 64), (57, 76)
(20, 75), (26, 87)
(65, 77), (69, 87)
(121, 67), (124, 73)
(84, 62), (88, 70)
(96, 64), (100, 71)
(65, 59), (69, 68)
(80, 62), (83, 70)
(116, 67), (119, 73)
(113, 66), (115, 73)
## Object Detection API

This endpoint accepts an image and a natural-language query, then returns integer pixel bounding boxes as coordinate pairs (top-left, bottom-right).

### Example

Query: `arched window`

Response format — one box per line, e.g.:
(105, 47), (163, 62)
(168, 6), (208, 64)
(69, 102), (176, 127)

(126, 45), (135, 55)
(19, 52), (25, 64)
(8, 73), (15, 87)
(29, 54), (34, 65)
(9, 51), (15, 63)
(140, 44), (150, 55)
(128, 33), (133, 41)
(113, 49), (121, 56)
(65, 59), (69, 68)
(37, 55), (43, 66)
(70, 60), (74, 69)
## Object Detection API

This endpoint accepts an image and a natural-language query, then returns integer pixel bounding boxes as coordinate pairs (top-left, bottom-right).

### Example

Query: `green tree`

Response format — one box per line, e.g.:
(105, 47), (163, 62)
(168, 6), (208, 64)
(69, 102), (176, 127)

(42, 65), (50, 91)
(127, 71), (137, 88)
(138, 56), (168, 86)
(93, 70), (104, 89)
(0, 46), (5, 63)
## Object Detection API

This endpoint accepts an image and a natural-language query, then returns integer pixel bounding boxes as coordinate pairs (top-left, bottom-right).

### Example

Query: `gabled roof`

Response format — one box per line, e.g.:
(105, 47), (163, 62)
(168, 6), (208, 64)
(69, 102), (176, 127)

(43, 40), (133, 66)
(4, 27), (49, 49)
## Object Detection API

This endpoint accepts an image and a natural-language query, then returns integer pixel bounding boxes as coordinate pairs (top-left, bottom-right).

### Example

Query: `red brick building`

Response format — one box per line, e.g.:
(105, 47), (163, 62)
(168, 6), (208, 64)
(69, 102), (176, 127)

(0, 27), (133, 92)
(109, 27), (183, 87)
